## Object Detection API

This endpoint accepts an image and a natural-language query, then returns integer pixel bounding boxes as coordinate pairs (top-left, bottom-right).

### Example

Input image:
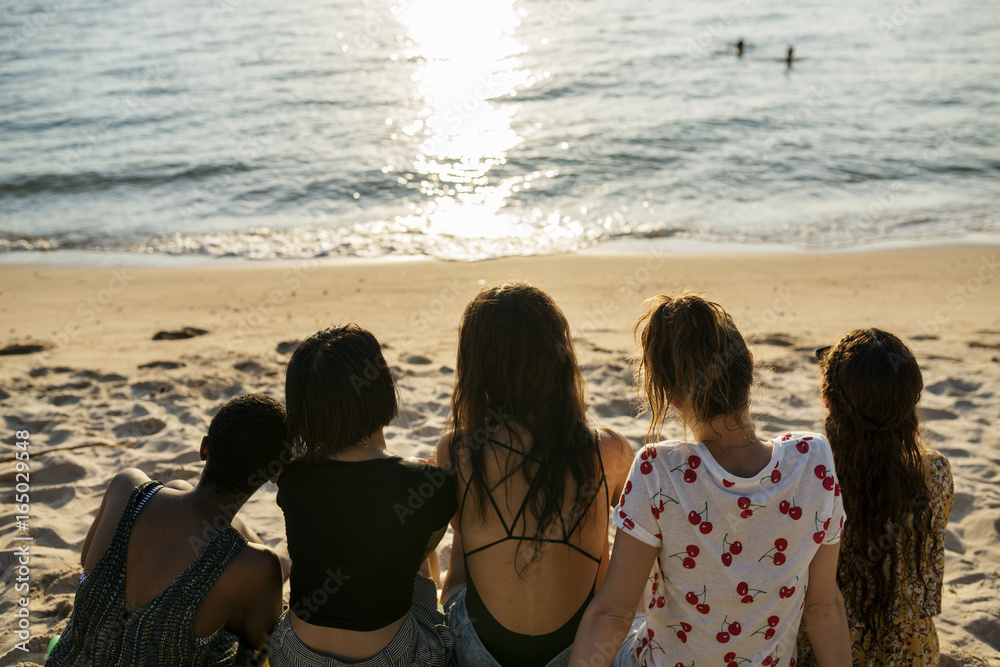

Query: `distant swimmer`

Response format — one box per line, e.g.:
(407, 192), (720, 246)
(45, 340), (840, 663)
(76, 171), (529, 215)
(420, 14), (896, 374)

(785, 46), (794, 67)
(735, 39), (744, 56)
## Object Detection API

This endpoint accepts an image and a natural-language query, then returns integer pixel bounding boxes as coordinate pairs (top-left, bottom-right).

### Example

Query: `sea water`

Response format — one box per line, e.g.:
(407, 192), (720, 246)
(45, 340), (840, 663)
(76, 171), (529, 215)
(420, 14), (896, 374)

(2, 0), (998, 260)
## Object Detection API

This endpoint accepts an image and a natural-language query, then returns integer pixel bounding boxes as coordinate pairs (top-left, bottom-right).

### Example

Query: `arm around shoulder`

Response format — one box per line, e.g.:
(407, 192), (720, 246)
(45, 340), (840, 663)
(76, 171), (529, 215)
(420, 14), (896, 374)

(229, 544), (283, 650)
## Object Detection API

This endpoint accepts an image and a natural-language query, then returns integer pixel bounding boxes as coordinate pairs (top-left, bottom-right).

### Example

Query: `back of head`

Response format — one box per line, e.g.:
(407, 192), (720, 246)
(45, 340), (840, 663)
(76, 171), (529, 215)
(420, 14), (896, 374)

(285, 324), (398, 461)
(451, 282), (595, 556)
(819, 328), (932, 657)
(201, 393), (288, 496)
(634, 293), (753, 441)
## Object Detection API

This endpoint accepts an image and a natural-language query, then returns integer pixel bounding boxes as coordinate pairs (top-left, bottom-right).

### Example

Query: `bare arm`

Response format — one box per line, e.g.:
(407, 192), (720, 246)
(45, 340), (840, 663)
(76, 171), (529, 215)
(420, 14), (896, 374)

(81, 468), (150, 568)
(568, 532), (657, 667)
(228, 547), (283, 650)
(802, 542), (852, 666)
(597, 427), (634, 504)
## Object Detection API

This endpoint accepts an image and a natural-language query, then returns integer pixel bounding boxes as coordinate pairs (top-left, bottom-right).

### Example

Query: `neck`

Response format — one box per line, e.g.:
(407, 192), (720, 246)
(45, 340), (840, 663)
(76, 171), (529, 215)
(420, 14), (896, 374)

(330, 429), (390, 462)
(688, 410), (759, 449)
(191, 482), (249, 521)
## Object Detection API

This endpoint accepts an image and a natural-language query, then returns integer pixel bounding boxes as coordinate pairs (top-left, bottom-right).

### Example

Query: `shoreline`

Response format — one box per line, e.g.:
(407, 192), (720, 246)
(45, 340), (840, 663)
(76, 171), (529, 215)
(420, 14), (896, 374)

(1, 233), (1000, 268)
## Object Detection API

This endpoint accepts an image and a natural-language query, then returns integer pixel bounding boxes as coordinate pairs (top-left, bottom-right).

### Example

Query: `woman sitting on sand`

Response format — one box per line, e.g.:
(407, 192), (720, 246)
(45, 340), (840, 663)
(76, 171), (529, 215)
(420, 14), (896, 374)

(569, 293), (852, 666)
(48, 393), (287, 666)
(269, 324), (456, 666)
(436, 282), (633, 667)
(798, 329), (954, 666)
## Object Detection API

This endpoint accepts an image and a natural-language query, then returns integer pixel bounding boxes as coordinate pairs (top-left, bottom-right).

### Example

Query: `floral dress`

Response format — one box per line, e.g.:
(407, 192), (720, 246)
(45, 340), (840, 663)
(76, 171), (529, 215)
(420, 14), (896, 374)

(615, 432), (846, 667)
(796, 450), (953, 666)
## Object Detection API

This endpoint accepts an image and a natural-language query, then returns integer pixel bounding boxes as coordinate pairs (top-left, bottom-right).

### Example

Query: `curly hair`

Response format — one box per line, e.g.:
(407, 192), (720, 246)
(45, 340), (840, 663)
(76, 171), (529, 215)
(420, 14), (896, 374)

(201, 393), (288, 495)
(820, 328), (937, 659)
(633, 293), (754, 442)
(449, 282), (598, 572)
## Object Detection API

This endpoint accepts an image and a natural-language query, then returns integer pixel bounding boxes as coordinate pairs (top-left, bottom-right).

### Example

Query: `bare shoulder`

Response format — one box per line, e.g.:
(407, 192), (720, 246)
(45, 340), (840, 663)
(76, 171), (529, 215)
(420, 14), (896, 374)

(434, 430), (456, 470)
(103, 469), (154, 516)
(596, 427), (634, 472)
(225, 542), (282, 596)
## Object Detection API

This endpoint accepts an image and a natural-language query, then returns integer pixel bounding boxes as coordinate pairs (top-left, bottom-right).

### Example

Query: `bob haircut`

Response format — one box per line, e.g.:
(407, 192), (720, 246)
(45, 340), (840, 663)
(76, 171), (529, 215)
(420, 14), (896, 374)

(285, 324), (398, 461)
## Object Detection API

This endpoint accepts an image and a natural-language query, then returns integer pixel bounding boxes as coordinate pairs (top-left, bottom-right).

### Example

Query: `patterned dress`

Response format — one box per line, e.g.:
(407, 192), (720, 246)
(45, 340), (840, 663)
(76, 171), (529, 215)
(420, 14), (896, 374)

(797, 451), (954, 666)
(615, 432), (846, 667)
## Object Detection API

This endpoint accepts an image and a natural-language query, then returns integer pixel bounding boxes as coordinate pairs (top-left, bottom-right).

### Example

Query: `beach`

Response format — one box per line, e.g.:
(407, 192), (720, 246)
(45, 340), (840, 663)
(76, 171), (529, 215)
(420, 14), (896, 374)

(1, 243), (999, 665)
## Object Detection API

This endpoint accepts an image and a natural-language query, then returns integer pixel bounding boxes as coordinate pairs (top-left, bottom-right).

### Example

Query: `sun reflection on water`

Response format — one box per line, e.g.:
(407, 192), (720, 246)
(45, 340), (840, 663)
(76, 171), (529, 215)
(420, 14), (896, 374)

(391, 0), (550, 240)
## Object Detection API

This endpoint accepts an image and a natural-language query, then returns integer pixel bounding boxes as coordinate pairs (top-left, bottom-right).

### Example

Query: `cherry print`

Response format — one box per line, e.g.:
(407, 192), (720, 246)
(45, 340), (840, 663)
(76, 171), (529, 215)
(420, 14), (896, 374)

(738, 496), (751, 509)
(651, 506), (661, 519)
(823, 476), (835, 491)
(773, 552), (786, 565)
(736, 581), (749, 595)
(620, 494), (626, 506)
(717, 631), (731, 643)
(814, 464), (827, 479)
(680, 622), (691, 632)
(640, 460), (653, 475)
(699, 521), (713, 534)
(778, 500), (790, 514)
(764, 628), (775, 640)
(656, 596), (665, 608)
(763, 658), (773, 666)
(677, 631), (687, 643)
(778, 585), (795, 599)
(729, 621), (742, 635)
(723, 479), (735, 488)
(729, 541), (743, 555)
(796, 440), (809, 453)
(725, 653), (736, 662)
(834, 483), (841, 496)
(688, 455), (701, 469)
(687, 545), (700, 557)
(788, 506), (802, 520)
(683, 469), (698, 483)
(722, 552), (733, 567)
(696, 603), (711, 614)
(770, 469), (782, 483)
(683, 557), (696, 568)
(640, 449), (649, 461)
(740, 509), (753, 519)
(741, 595), (754, 603)
(768, 615), (780, 627)
(688, 510), (702, 525)
(774, 538), (788, 551)
(813, 531), (826, 544)
(823, 517), (831, 530)
(685, 591), (699, 605)
(624, 480), (632, 494)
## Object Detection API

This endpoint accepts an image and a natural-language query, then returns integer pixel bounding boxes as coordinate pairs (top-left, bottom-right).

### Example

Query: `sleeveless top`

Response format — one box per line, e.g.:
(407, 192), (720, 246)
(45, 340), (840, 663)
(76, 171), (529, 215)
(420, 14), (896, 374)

(461, 435), (609, 667)
(48, 480), (249, 666)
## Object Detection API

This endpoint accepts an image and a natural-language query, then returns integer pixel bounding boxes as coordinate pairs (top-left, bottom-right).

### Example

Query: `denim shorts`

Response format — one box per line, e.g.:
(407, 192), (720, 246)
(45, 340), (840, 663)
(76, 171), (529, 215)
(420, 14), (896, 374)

(443, 584), (572, 667)
(268, 575), (453, 667)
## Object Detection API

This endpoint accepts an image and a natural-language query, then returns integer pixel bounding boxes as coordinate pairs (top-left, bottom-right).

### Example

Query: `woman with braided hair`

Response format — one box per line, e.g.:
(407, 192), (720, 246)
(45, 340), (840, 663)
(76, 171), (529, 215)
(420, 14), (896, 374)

(798, 329), (954, 666)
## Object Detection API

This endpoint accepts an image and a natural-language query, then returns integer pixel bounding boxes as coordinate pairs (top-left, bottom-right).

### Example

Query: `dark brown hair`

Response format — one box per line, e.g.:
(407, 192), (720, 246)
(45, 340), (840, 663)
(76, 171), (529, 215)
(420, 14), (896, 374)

(634, 293), (753, 441)
(820, 328), (936, 659)
(285, 324), (398, 461)
(449, 282), (597, 567)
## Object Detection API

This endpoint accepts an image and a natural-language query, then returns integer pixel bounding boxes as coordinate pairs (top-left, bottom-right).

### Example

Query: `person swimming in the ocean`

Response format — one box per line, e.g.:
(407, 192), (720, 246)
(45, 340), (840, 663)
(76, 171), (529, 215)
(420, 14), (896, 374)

(735, 39), (744, 56)
(786, 46), (794, 67)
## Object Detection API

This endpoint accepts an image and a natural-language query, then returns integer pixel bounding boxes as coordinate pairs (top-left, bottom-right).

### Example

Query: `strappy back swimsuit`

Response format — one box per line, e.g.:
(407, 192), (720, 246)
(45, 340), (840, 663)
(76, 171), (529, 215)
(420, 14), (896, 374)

(460, 435), (609, 667)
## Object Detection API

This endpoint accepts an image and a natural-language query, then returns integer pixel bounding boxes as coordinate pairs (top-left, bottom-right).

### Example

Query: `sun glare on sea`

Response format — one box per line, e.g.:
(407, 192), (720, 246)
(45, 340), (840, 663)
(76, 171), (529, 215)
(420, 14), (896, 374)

(391, 0), (544, 240)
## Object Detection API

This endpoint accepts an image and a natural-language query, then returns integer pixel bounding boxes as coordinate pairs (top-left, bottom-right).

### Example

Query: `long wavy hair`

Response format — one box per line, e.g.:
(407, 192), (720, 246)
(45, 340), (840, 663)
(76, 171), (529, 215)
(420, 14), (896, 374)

(820, 328), (936, 659)
(449, 282), (598, 571)
(634, 293), (754, 442)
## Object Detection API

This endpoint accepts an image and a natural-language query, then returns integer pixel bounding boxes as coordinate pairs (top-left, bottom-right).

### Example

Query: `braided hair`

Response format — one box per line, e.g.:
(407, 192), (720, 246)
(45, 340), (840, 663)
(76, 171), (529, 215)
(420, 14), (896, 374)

(820, 328), (937, 659)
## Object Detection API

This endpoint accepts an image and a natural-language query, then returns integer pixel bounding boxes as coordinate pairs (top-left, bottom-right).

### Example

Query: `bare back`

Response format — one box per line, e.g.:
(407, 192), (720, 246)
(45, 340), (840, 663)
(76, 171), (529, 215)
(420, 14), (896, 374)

(446, 427), (631, 635)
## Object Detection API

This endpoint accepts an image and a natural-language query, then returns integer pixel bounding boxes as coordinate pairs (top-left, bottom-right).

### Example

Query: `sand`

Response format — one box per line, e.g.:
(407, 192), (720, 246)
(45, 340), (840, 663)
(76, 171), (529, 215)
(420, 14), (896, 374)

(0, 242), (998, 665)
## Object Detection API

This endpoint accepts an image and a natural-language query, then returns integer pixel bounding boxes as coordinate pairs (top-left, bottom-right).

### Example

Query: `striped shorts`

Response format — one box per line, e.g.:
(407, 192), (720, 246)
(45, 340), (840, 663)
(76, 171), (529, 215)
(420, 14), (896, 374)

(267, 575), (454, 667)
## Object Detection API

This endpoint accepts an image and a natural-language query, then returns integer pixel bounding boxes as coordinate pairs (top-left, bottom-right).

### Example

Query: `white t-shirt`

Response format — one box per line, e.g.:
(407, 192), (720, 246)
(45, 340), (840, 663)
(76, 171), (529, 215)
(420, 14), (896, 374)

(615, 432), (846, 667)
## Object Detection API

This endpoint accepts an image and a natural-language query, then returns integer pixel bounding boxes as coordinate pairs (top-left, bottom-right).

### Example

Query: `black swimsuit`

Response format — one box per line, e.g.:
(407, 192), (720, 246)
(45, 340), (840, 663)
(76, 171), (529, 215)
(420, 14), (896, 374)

(460, 435), (609, 667)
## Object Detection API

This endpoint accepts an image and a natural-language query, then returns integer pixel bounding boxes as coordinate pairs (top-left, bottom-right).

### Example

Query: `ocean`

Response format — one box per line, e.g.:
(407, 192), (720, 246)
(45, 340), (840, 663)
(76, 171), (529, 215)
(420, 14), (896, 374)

(2, 0), (999, 260)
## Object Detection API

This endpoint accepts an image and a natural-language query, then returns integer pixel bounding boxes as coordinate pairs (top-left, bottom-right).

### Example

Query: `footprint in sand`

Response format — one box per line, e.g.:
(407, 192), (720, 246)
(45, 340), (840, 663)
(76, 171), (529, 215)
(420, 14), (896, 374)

(234, 360), (266, 374)
(405, 355), (433, 365)
(921, 407), (959, 420)
(276, 340), (300, 354)
(152, 327), (208, 340)
(112, 417), (167, 439)
(131, 380), (173, 397)
(0, 342), (51, 355)
(926, 378), (981, 396)
(968, 616), (1000, 651)
(30, 461), (88, 486)
(50, 395), (81, 407)
(138, 360), (186, 370)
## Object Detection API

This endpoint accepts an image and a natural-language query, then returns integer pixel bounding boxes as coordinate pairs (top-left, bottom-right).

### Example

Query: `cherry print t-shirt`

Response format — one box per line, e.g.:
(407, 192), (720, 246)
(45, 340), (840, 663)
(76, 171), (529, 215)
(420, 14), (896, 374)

(615, 432), (846, 667)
